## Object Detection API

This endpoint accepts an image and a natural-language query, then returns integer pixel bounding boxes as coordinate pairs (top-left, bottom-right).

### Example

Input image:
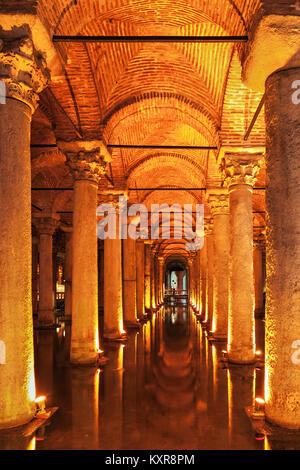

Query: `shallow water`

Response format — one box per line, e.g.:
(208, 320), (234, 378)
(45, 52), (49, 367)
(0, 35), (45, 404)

(1, 307), (299, 450)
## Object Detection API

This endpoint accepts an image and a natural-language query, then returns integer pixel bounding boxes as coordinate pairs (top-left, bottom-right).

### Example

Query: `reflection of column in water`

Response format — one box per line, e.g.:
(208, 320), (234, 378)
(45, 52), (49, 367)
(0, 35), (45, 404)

(206, 342), (229, 445)
(99, 345), (124, 449)
(36, 330), (54, 404)
(123, 331), (141, 447)
(227, 365), (255, 449)
(71, 367), (99, 449)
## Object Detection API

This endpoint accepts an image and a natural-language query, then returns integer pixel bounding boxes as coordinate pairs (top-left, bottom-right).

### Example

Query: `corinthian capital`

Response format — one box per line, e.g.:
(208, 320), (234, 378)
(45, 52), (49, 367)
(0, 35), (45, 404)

(58, 140), (111, 184)
(0, 37), (50, 112)
(220, 152), (263, 188)
(207, 191), (229, 216)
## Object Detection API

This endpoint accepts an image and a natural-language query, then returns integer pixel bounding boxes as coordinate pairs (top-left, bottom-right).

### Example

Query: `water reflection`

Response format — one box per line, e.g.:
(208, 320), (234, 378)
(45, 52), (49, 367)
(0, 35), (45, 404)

(1, 307), (300, 450)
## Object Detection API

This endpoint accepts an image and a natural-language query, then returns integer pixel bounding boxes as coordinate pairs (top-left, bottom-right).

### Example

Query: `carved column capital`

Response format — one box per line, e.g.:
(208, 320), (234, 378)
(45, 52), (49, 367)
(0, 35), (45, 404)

(220, 152), (263, 188)
(0, 37), (50, 112)
(98, 192), (127, 214)
(34, 213), (60, 236)
(204, 217), (213, 236)
(207, 191), (229, 216)
(58, 140), (111, 184)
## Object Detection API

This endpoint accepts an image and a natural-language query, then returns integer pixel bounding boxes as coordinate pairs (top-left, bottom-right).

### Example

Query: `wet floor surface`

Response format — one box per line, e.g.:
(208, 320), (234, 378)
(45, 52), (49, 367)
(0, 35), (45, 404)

(1, 306), (300, 450)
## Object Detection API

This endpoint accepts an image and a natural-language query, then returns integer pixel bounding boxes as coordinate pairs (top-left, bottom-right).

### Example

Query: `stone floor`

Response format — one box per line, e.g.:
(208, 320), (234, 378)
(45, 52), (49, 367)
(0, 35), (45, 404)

(1, 306), (300, 450)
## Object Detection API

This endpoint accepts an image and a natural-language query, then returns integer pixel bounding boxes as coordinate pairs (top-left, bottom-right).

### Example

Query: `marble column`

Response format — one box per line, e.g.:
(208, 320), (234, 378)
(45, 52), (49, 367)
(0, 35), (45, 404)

(207, 192), (230, 340)
(123, 233), (138, 328)
(34, 214), (59, 327)
(62, 227), (72, 320)
(222, 153), (262, 363)
(58, 140), (111, 363)
(0, 36), (49, 428)
(102, 194), (127, 340)
(32, 236), (39, 315)
(205, 219), (214, 329)
(136, 240), (145, 318)
(157, 256), (164, 305)
(150, 248), (156, 309)
(253, 229), (265, 318)
(264, 68), (300, 428)
(144, 242), (151, 312)
(200, 231), (208, 319)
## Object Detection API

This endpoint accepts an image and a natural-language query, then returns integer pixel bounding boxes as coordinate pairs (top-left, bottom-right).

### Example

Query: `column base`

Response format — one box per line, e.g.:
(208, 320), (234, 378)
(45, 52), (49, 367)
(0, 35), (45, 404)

(208, 331), (227, 342)
(227, 353), (256, 365)
(70, 344), (99, 365)
(103, 331), (128, 342)
(0, 406), (36, 431)
(124, 320), (141, 329)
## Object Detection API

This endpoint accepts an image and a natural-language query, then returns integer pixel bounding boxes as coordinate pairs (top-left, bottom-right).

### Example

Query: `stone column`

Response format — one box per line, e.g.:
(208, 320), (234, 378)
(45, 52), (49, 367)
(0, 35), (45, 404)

(253, 228), (265, 318)
(34, 214), (59, 327)
(241, 9), (300, 429)
(221, 153), (262, 363)
(62, 226), (72, 320)
(122, 231), (138, 328)
(58, 140), (111, 363)
(0, 36), (49, 428)
(101, 194), (127, 340)
(136, 240), (145, 318)
(157, 256), (164, 305)
(150, 248), (156, 309)
(32, 236), (39, 315)
(200, 230), (208, 319)
(207, 192), (230, 340)
(204, 219), (214, 329)
(144, 242), (151, 312)
(264, 68), (300, 428)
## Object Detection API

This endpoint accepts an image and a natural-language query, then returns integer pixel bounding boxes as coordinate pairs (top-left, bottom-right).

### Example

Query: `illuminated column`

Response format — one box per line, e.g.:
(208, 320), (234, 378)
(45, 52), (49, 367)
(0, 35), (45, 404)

(207, 192), (229, 340)
(157, 256), (164, 304)
(195, 251), (201, 311)
(103, 194), (127, 339)
(123, 232), (138, 328)
(0, 37), (49, 428)
(200, 230), (208, 319)
(187, 256), (194, 306)
(32, 236), (39, 315)
(136, 240), (145, 318)
(264, 68), (300, 428)
(62, 226), (72, 320)
(34, 214), (59, 327)
(150, 247), (156, 309)
(205, 219), (214, 329)
(222, 153), (262, 363)
(253, 228), (265, 318)
(241, 8), (300, 428)
(58, 141), (110, 362)
(144, 242), (151, 311)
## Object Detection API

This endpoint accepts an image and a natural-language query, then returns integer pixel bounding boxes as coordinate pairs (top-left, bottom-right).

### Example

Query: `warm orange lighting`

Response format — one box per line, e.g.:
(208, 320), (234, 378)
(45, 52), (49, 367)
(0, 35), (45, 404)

(27, 436), (36, 451)
(35, 396), (46, 413)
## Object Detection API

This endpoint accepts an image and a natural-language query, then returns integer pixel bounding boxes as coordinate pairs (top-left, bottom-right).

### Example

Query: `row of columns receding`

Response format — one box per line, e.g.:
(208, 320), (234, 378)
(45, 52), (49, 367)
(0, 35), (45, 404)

(0, 34), (300, 432)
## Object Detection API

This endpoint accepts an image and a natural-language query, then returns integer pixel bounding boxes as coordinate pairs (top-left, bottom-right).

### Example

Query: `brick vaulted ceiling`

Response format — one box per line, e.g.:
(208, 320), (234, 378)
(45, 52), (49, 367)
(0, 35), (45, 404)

(27, 0), (266, 256)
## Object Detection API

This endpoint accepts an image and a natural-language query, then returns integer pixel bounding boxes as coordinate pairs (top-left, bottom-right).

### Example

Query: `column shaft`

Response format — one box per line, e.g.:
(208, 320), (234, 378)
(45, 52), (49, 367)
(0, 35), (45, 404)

(228, 185), (255, 363)
(136, 242), (145, 318)
(0, 99), (35, 428)
(123, 237), (138, 327)
(72, 180), (99, 362)
(104, 217), (124, 339)
(264, 68), (300, 428)
(38, 232), (55, 326)
(212, 213), (229, 339)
